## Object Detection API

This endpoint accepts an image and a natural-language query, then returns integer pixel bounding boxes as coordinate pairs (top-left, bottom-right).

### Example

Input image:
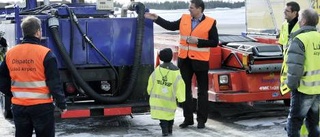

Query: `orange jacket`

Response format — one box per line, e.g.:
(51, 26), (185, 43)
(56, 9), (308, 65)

(6, 43), (53, 106)
(179, 14), (215, 61)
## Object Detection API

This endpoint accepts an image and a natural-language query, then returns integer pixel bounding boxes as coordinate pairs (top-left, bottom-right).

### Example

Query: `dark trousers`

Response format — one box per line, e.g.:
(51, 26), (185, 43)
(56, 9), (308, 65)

(179, 58), (209, 124)
(12, 103), (55, 137)
(286, 89), (320, 137)
(160, 120), (174, 134)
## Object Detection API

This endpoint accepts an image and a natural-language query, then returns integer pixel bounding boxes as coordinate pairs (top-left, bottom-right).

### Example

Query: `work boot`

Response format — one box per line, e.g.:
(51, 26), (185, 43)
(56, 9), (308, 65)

(197, 122), (205, 129)
(179, 120), (194, 128)
(160, 121), (169, 136)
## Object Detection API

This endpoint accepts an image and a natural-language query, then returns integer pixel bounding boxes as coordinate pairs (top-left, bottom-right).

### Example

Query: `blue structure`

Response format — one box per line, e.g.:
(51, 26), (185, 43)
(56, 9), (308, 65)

(0, 0), (154, 118)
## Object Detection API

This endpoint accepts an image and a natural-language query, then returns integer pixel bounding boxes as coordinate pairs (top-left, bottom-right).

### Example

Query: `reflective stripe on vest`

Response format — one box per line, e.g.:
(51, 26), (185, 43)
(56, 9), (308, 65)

(12, 81), (46, 88)
(304, 69), (320, 76)
(172, 75), (182, 98)
(180, 35), (189, 40)
(150, 94), (175, 102)
(179, 44), (210, 52)
(150, 106), (176, 113)
(12, 91), (51, 99)
(180, 34), (210, 53)
(300, 80), (320, 87)
(300, 69), (320, 87)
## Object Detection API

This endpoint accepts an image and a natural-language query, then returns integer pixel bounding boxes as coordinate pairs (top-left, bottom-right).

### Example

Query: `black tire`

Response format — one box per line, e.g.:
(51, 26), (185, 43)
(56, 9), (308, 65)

(0, 94), (12, 119)
(283, 99), (290, 107)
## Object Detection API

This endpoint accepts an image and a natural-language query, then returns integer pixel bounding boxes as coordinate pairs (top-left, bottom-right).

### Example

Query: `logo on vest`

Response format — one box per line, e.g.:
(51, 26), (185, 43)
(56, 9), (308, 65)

(313, 43), (320, 56)
(10, 59), (36, 72)
(313, 43), (320, 50)
(156, 80), (172, 87)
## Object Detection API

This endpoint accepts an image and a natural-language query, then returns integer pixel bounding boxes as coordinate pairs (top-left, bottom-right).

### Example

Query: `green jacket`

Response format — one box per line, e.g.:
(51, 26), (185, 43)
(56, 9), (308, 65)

(147, 62), (185, 120)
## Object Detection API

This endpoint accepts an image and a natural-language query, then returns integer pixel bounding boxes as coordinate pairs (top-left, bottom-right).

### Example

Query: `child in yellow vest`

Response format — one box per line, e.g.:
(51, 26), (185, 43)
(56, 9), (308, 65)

(147, 48), (185, 136)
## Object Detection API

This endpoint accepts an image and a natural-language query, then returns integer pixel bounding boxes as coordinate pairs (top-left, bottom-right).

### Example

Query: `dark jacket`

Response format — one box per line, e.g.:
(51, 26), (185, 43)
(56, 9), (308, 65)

(155, 14), (219, 71)
(0, 37), (7, 55)
(0, 36), (67, 110)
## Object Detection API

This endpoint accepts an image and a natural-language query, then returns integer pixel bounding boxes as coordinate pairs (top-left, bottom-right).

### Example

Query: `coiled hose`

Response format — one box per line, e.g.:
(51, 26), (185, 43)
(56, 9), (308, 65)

(48, 2), (145, 103)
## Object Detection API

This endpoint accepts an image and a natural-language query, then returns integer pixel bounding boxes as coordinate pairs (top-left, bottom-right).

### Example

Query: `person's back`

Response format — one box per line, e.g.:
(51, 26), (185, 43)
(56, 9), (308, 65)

(282, 8), (320, 137)
(147, 48), (185, 136)
(0, 16), (67, 137)
(6, 43), (54, 104)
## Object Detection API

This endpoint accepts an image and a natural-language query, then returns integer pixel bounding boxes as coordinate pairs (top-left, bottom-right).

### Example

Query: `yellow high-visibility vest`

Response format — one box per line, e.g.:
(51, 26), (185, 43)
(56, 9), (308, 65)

(295, 31), (320, 94)
(147, 66), (185, 120)
(178, 14), (215, 61)
(279, 21), (299, 50)
(281, 31), (320, 95)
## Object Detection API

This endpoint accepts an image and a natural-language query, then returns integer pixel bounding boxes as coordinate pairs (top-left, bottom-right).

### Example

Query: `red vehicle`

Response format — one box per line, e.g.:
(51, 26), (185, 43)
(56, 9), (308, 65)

(204, 35), (289, 103)
(155, 34), (290, 105)
(154, 0), (320, 105)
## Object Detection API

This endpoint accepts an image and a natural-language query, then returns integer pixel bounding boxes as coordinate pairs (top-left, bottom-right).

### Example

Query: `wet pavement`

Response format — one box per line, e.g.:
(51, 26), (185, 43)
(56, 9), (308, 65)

(0, 101), (289, 137)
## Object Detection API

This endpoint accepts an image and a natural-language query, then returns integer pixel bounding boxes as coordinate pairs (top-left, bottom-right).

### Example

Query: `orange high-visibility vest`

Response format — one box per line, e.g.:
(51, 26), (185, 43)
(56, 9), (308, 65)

(6, 43), (53, 106)
(179, 14), (215, 61)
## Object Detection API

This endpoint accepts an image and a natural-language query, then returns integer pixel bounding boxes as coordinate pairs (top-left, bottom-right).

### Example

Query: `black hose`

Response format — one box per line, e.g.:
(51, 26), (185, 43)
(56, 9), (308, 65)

(67, 7), (85, 95)
(20, 4), (61, 15)
(50, 26), (111, 102)
(48, 2), (146, 103)
(67, 7), (120, 92)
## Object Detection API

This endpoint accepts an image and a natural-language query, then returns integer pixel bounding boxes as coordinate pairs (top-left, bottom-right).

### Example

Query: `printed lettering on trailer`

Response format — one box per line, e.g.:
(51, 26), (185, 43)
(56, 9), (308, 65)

(260, 73), (278, 83)
(259, 86), (279, 91)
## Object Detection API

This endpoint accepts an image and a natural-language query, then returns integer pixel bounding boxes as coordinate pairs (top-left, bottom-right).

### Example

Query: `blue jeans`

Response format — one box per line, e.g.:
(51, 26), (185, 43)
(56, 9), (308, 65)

(286, 89), (320, 137)
(12, 103), (55, 137)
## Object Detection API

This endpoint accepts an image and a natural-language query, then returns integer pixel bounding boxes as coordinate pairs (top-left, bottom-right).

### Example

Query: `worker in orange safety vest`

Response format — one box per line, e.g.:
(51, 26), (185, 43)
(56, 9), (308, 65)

(144, 0), (219, 129)
(0, 16), (67, 137)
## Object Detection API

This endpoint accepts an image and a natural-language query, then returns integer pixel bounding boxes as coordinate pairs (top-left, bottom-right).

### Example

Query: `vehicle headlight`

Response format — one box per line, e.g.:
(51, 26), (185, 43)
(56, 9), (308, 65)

(219, 75), (229, 84)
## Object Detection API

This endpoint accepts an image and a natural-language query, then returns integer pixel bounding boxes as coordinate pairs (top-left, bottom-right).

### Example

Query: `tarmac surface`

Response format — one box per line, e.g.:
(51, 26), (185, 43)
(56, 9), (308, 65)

(0, 101), (289, 137)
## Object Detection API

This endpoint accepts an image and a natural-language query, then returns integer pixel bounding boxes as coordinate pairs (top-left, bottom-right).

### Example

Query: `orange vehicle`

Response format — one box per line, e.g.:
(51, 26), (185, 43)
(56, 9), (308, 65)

(200, 35), (289, 104)
(155, 34), (290, 105)
(153, 0), (320, 105)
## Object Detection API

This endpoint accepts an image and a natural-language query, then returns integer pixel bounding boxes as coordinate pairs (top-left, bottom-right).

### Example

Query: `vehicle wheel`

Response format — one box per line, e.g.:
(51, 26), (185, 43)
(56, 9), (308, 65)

(283, 99), (290, 107)
(0, 94), (12, 119)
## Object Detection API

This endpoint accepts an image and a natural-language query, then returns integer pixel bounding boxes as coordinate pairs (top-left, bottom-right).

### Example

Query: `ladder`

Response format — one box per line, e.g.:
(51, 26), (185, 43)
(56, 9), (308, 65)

(265, 0), (279, 35)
